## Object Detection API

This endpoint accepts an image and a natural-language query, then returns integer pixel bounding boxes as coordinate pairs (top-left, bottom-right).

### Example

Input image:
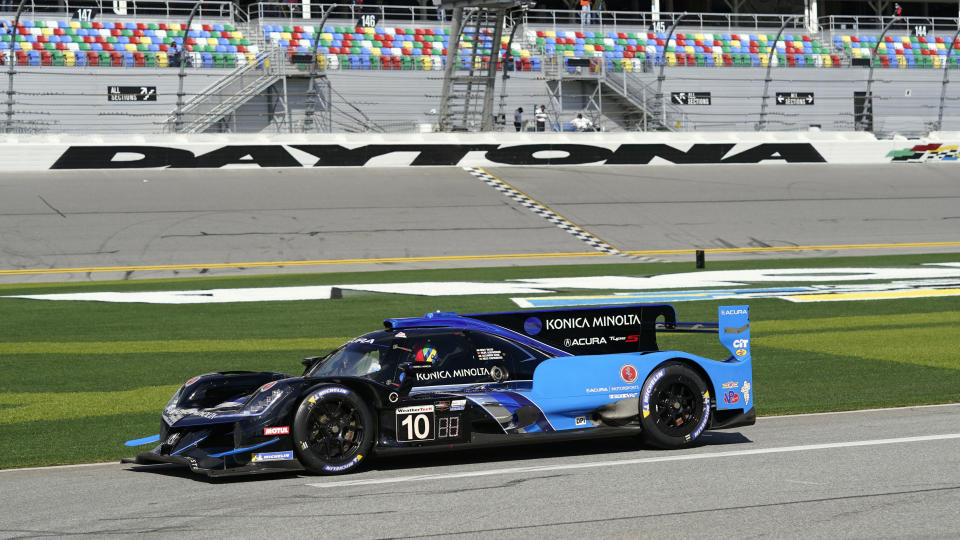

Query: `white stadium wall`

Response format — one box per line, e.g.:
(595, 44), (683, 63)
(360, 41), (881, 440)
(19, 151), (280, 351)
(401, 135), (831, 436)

(0, 131), (957, 170)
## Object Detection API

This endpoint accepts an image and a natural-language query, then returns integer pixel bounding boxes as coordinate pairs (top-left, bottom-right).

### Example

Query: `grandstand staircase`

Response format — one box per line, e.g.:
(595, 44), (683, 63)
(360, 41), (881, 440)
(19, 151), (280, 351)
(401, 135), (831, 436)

(438, 7), (509, 131)
(542, 58), (682, 131)
(167, 46), (285, 133)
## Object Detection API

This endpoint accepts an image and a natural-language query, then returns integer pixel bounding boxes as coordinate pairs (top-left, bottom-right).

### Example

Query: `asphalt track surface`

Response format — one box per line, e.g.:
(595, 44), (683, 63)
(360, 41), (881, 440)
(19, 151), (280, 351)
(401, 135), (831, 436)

(2, 404), (960, 539)
(0, 163), (958, 282)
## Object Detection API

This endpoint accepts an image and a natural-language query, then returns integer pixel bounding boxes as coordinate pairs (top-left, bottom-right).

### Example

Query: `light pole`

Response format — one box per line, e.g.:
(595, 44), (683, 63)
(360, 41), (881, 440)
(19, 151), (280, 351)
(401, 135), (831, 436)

(757, 15), (798, 130)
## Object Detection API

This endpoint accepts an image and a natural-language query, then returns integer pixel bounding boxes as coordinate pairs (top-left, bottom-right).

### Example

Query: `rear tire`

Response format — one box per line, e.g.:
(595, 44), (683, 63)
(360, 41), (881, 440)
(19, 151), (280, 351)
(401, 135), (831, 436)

(293, 385), (374, 475)
(639, 363), (711, 449)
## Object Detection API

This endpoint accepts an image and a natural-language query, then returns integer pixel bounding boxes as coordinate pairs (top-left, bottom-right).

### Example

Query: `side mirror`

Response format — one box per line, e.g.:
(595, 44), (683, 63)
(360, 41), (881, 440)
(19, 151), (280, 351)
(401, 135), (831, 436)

(302, 356), (322, 367)
(395, 362), (416, 397)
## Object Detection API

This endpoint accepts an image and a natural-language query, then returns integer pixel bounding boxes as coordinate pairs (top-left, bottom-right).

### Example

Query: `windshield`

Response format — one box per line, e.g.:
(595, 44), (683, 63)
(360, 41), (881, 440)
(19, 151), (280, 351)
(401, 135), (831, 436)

(306, 332), (402, 385)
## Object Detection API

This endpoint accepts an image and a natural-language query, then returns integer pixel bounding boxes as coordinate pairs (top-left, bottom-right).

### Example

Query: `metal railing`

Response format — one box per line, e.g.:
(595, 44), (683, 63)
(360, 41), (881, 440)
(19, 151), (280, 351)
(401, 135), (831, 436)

(166, 47), (284, 132)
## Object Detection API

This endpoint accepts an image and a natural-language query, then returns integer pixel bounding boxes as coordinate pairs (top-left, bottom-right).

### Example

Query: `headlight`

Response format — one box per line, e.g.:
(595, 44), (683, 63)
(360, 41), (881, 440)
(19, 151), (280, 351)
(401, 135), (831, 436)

(239, 383), (290, 416)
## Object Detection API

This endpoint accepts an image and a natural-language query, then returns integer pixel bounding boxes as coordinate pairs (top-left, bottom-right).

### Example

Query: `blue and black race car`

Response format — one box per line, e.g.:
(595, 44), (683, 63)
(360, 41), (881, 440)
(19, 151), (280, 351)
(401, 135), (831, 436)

(124, 304), (754, 476)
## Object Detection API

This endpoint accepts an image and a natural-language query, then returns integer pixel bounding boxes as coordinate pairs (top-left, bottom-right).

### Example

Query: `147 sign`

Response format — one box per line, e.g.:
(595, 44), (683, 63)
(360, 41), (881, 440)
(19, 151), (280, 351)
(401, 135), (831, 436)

(776, 92), (814, 105)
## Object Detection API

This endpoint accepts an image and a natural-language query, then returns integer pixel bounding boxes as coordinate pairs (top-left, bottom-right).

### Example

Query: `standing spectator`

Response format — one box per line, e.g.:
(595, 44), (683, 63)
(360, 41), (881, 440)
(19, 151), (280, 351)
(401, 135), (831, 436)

(579, 0), (591, 25)
(894, 2), (902, 18)
(571, 113), (593, 131)
(168, 41), (181, 67)
(535, 105), (547, 131)
(513, 107), (523, 131)
(432, 0), (444, 22)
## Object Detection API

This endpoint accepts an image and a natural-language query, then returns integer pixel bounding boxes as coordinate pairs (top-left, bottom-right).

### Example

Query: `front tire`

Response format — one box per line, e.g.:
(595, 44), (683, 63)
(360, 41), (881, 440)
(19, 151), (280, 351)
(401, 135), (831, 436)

(639, 362), (711, 449)
(293, 385), (374, 474)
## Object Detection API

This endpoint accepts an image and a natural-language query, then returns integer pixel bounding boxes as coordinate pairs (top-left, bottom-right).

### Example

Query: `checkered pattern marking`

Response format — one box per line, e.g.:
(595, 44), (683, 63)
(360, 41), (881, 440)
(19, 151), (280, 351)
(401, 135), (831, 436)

(465, 167), (663, 262)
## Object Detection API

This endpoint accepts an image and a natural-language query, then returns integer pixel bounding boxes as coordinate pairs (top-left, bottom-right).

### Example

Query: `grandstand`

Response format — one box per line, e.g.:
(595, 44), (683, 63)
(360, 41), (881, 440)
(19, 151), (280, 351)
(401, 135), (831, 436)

(1, 1), (960, 135)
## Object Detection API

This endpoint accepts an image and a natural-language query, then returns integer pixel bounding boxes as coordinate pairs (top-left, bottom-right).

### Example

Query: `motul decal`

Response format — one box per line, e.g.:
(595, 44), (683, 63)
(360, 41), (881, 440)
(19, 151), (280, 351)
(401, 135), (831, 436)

(49, 143), (826, 169)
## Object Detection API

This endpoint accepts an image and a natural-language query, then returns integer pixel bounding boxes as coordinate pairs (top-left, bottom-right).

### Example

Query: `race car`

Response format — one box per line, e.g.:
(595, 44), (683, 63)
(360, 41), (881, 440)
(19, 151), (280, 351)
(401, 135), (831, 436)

(124, 303), (754, 477)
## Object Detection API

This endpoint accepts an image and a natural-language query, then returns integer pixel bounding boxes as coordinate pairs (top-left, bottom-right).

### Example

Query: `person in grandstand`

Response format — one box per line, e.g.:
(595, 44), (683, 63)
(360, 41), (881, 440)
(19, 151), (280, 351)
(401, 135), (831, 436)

(579, 0), (591, 25)
(513, 107), (523, 131)
(168, 42), (181, 67)
(535, 105), (547, 131)
(571, 113), (593, 131)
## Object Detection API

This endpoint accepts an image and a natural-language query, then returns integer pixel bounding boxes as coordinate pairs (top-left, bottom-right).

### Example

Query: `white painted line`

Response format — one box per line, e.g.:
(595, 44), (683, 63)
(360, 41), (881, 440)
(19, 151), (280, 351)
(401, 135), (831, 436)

(307, 432), (960, 489)
(0, 461), (118, 473)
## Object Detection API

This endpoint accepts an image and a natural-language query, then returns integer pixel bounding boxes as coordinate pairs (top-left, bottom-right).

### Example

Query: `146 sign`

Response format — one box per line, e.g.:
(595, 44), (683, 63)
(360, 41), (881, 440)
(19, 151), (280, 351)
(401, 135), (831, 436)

(671, 92), (711, 105)
(107, 86), (157, 102)
(776, 92), (814, 105)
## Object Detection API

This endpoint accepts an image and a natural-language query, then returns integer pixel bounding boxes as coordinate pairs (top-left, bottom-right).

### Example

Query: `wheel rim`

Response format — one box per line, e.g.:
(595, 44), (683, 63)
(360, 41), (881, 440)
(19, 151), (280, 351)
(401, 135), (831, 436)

(306, 396), (364, 461)
(652, 376), (703, 437)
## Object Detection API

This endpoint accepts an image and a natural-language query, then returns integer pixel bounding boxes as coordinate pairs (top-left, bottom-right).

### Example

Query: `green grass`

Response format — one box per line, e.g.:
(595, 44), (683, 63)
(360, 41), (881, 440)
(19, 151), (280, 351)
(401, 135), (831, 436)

(1, 253), (959, 469)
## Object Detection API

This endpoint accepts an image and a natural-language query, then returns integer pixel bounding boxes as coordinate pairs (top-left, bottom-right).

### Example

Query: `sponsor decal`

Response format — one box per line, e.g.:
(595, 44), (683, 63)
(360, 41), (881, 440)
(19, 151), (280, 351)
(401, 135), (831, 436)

(321, 454), (363, 472)
(308, 387), (349, 403)
(586, 386), (609, 393)
(476, 348), (504, 361)
(887, 143), (959, 162)
(609, 334), (640, 343)
(620, 364), (639, 384)
(185, 376), (201, 386)
(251, 451), (294, 462)
(396, 405), (435, 415)
(642, 368), (666, 418)
(721, 309), (748, 316)
(349, 337), (375, 344)
(450, 399), (467, 411)
(547, 313), (644, 330)
(733, 339), (749, 349)
(260, 381), (278, 392)
(434, 401), (451, 413)
(523, 317), (542, 335)
(722, 391), (740, 405)
(415, 346), (437, 363)
(736, 349), (748, 356)
(741, 381), (751, 405)
(264, 426), (290, 436)
(721, 381), (739, 389)
(395, 332), (407, 338)
(414, 367), (489, 382)
(575, 416), (587, 426)
(609, 392), (639, 400)
(48, 142), (826, 170)
(564, 337), (608, 347)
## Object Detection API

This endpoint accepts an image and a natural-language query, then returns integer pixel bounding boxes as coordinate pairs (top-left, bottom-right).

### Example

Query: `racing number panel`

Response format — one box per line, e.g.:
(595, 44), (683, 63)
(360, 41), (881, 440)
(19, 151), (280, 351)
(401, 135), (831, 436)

(380, 399), (471, 447)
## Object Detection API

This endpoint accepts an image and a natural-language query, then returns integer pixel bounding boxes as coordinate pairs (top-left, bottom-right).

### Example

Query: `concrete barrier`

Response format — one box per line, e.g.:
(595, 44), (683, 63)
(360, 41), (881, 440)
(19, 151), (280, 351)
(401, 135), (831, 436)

(1, 131), (957, 170)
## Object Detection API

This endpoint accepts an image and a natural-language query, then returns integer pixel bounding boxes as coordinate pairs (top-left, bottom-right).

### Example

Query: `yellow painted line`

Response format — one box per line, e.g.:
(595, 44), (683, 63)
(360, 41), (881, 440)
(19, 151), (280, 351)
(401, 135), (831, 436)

(0, 241), (958, 277)
(784, 288), (960, 302)
(622, 241), (960, 256)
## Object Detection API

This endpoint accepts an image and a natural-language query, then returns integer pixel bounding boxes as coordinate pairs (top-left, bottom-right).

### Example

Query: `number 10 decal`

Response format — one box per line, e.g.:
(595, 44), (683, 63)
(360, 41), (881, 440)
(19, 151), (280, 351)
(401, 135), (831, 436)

(396, 405), (435, 442)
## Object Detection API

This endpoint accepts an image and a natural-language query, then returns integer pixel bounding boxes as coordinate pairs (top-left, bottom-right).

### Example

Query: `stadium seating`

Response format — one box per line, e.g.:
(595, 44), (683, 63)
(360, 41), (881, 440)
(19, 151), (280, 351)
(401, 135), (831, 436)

(0, 18), (258, 67)
(2, 15), (958, 71)
(272, 24), (540, 72)
(833, 33), (959, 68)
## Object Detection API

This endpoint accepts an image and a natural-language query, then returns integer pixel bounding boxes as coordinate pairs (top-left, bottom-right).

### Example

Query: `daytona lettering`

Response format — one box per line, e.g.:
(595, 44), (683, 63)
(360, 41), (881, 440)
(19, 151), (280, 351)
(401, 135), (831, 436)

(49, 143), (827, 169)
